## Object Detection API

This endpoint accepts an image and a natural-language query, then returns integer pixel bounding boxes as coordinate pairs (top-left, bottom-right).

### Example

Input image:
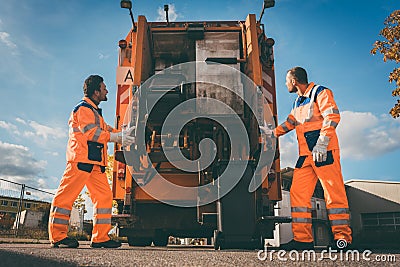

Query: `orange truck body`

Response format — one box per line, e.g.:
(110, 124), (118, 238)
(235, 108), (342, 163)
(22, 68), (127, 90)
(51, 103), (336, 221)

(112, 13), (284, 248)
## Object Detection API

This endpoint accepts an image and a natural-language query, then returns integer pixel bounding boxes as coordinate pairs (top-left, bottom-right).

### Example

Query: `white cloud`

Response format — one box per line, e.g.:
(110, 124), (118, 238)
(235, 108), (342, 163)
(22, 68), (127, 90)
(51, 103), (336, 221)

(0, 141), (47, 185)
(22, 131), (35, 138)
(15, 117), (27, 125)
(98, 52), (110, 60)
(278, 132), (298, 168)
(277, 111), (400, 167)
(28, 120), (66, 140)
(45, 151), (59, 157)
(156, 4), (179, 22)
(0, 120), (20, 135)
(0, 31), (17, 50)
(1, 118), (66, 142)
(36, 178), (47, 189)
(337, 111), (400, 160)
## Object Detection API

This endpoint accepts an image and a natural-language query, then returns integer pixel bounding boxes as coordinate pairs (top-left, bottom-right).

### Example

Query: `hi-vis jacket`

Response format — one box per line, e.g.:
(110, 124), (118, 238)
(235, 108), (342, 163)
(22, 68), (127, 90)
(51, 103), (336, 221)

(66, 97), (118, 166)
(274, 82), (340, 156)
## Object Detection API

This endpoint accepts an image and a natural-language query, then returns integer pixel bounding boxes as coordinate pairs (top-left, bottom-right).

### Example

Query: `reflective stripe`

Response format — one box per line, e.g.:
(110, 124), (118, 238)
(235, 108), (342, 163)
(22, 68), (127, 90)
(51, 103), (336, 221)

(323, 120), (338, 128)
(305, 105), (314, 122)
(292, 217), (312, 223)
(51, 206), (71, 216)
(287, 117), (296, 126)
(92, 127), (102, 142)
(327, 208), (349, 215)
(291, 207), (312, 213)
(73, 127), (80, 133)
(280, 123), (289, 132)
(82, 123), (97, 133)
(330, 219), (349, 226)
(306, 85), (319, 122)
(89, 108), (103, 142)
(322, 107), (340, 117)
(292, 95), (300, 123)
(51, 217), (69, 225)
(94, 208), (112, 215)
(107, 125), (114, 132)
(93, 110), (100, 126)
(94, 218), (111, 225)
(330, 121), (338, 128)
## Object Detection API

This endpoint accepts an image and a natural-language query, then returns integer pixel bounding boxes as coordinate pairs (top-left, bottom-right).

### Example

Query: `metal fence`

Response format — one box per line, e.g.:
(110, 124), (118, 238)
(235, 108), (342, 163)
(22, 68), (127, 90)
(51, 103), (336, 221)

(0, 178), (54, 238)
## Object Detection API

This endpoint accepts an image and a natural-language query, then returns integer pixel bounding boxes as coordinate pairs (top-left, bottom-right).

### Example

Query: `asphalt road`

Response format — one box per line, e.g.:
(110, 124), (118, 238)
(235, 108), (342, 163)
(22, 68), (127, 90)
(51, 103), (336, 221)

(0, 242), (399, 267)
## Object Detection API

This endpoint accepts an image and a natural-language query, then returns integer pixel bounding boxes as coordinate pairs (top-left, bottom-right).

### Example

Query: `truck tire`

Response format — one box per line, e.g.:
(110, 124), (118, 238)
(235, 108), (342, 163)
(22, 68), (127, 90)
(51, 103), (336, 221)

(154, 232), (168, 247)
(127, 236), (152, 247)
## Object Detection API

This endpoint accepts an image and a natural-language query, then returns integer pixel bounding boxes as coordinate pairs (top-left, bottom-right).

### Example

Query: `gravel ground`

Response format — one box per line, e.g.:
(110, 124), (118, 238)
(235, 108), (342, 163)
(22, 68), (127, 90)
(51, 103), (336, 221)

(0, 242), (398, 267)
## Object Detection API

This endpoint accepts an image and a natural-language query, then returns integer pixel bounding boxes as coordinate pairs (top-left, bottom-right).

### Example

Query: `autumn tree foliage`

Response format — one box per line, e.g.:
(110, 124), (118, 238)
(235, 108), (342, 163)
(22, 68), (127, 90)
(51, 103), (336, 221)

(371, 10), (400, 118)
(73, 193), (86, 210)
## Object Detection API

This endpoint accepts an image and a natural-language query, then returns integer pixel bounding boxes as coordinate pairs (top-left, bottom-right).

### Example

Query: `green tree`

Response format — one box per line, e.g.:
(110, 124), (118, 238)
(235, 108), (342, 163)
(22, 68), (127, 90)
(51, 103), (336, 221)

(73, 193), (86, 210)
(371, 10), (400, 118)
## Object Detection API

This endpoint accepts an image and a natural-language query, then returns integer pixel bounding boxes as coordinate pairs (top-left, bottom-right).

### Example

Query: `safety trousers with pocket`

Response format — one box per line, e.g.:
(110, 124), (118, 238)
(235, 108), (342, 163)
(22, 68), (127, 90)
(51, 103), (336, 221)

(290, 149), (352, 243)
(48, 162), (113, 243)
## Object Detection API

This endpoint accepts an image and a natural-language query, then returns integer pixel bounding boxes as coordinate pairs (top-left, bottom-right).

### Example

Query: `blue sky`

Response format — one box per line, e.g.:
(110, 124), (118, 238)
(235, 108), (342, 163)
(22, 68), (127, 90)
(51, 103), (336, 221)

(0, 0), (399, 198)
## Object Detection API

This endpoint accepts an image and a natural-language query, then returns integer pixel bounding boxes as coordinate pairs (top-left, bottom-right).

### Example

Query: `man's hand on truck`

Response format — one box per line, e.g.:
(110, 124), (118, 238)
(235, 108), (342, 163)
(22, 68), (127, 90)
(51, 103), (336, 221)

(259, 124), (274, 138)
(122, 126), (136, 147)
(110, 126), (136, 147)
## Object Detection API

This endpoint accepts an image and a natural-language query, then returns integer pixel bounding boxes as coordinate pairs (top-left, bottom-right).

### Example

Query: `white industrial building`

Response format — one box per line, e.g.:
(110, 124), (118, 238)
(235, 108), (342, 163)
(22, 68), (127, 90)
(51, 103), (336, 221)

(345, 180), (400, 248)
(266, 170), (400, 248)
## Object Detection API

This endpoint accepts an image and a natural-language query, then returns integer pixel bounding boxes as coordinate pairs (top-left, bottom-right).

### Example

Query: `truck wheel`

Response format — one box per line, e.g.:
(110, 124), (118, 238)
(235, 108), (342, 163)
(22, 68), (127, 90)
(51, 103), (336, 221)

(127, 236), (152, 247)
(154, 235), (168, 246)
(153, 230), (168, 246)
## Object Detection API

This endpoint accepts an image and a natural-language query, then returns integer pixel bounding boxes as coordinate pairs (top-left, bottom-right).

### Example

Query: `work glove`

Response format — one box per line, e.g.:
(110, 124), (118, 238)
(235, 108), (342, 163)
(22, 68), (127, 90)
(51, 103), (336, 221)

(259, 123), (275, 138)
(312, 135), (329, 162)
(110, 126), (136, 147)
(122, 126), (136, 147)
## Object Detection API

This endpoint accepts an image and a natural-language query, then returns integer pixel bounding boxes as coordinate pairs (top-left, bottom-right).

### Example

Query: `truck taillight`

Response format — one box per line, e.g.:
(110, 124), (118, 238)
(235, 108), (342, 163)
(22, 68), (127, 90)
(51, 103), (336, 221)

(126, 187), (131, 194)
(117, 162), (126, 180)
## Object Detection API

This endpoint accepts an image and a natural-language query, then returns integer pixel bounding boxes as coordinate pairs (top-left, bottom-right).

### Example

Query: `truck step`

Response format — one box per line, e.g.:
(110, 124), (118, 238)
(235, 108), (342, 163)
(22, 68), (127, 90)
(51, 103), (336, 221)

(259, 216), (292, 224)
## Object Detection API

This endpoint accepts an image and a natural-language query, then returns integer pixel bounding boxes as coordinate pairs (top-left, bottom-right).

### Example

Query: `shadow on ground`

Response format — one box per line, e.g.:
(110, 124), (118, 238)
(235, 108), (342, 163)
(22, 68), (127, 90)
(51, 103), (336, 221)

(0, 249), (77, 267)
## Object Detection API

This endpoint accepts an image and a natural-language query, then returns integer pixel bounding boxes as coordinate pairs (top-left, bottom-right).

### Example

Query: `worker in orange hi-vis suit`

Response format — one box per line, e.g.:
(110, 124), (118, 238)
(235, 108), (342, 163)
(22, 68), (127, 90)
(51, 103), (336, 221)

(48, 75), (135, 248)
(261, 67), (352, 251)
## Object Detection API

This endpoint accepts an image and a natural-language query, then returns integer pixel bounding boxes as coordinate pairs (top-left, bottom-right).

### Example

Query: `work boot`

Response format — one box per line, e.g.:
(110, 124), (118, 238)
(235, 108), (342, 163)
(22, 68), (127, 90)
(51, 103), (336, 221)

(90, 239), (122, 248)
(51, 237), (79, 248)
(279, 239), (314, 250)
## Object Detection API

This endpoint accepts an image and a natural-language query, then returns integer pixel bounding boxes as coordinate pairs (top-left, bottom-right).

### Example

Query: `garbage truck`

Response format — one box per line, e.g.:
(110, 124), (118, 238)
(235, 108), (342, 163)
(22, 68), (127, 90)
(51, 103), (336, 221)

(111, 0), (289, 249)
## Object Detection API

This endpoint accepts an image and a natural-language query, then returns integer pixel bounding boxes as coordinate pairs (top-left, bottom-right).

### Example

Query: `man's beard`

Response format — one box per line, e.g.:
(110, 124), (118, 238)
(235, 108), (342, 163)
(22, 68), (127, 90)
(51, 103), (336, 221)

(289, 86), (297, 93)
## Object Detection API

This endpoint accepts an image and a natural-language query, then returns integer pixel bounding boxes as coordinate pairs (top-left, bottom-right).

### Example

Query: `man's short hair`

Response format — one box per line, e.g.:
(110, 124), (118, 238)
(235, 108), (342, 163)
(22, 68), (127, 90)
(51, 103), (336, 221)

(287, 67), (308, 84)
(83, 75), (104, 97)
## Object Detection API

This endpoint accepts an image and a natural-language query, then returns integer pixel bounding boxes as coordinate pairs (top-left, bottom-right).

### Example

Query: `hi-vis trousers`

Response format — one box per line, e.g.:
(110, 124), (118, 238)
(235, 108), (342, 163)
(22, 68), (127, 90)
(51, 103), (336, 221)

(48, 162), (113, 243)
(290, 149), (352, 243)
